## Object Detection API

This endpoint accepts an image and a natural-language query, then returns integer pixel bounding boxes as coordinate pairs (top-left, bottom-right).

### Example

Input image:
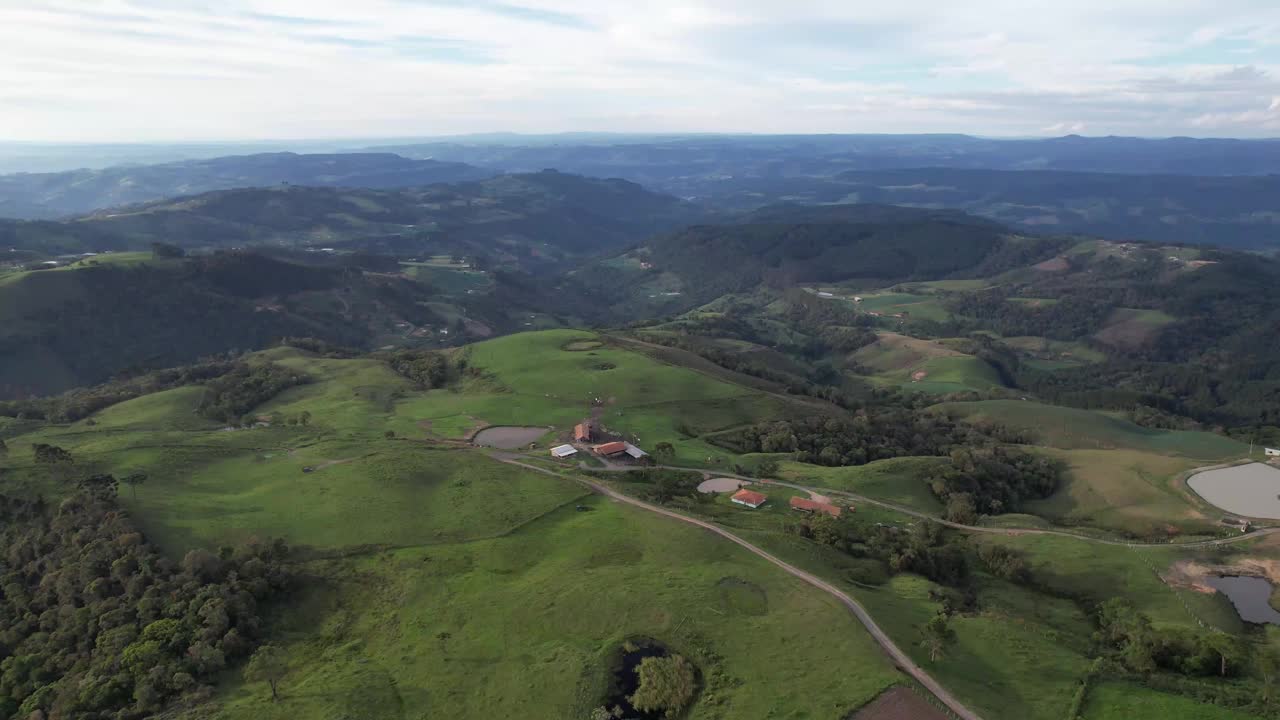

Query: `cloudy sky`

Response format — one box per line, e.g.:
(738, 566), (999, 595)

(2, 0), (1279, 141)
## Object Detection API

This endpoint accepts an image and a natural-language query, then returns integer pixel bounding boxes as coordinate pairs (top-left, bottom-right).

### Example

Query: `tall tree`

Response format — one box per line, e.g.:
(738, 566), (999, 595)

(121, 472), (148, 500)
(245, 644), (288, 701)
(919, 613), (957, 663)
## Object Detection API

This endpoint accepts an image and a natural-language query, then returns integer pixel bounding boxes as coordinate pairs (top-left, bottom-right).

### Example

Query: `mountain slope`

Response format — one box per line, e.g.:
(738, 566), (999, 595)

(0, 251), (446, 397)
(0, 152), (492, 219)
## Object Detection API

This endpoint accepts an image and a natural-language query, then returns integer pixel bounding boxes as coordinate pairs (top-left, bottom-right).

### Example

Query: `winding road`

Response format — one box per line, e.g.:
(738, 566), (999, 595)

(497, 455), (984, 720)
(488, 451), (1280, 720)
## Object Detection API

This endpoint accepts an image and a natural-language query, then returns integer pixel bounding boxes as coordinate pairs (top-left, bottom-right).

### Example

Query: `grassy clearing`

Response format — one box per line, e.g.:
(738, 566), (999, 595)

(854, 333), (1004, 394)
(854, 292), (951, 322)
(1082, 682), (1262, 720)
(1003, 336), (1107, 369)
(781, 457), (947, 513)
(935, 400), (1246, 460)
(1094, 308), (1177, 350)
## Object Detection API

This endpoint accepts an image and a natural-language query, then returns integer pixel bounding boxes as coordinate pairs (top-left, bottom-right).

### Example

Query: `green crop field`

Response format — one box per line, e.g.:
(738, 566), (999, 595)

(935, 400), (1247, 460)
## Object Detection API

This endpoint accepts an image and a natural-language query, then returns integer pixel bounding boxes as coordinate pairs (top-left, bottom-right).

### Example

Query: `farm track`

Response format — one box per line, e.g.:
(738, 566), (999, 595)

(496, 455), (984, 720)
(592, 463), (1280, 549)
(490, 452), (1276, 720)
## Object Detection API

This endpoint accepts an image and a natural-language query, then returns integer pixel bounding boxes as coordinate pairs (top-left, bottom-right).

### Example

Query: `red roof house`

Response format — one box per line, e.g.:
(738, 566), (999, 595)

(789, 496), (843, 518)
(574, 422), (593, 442)
(593, 441), (628, 456)
(731, 489), (768, 509)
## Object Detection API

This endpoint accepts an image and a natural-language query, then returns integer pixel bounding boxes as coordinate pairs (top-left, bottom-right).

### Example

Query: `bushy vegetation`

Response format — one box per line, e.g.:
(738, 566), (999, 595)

(196, 362), (311, 424)
(0, 359), (238, 423)
(0, 483), (291, 719)
(379, 348), (458, 389)
(629, 655), (698, 718)
(788, 515), (971, 588)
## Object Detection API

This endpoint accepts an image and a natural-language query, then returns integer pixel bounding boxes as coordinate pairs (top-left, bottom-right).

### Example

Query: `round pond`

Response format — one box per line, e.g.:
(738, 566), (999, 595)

(1187, 462), (1280, 519)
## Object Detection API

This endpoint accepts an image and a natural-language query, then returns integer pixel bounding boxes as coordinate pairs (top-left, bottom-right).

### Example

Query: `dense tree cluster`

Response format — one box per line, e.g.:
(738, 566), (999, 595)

(0, 484), (290, 719)
(0, 360), (239, 424)
(925, 447), (1063, 520)
(788, 514), (970, 587)
(718, 412), (1025, 467)
(945, 291), (1113, 341)
(1094, 599), (1248, 679)
(196, 362), (310, 424)
(380, 349), (457, 389)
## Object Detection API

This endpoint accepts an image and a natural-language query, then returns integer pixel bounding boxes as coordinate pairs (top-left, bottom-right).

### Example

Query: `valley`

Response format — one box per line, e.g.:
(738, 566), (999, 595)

(2, 143), (1280, 720)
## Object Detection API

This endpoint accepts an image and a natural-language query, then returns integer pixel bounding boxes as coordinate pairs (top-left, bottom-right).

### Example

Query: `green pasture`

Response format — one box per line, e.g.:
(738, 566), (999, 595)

(934, 400), (1247, 460)
(198, 494), (902, 720)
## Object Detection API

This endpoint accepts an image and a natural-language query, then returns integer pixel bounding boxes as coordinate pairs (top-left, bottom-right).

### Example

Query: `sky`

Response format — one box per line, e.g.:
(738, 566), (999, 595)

(1, 0), (1279, 141)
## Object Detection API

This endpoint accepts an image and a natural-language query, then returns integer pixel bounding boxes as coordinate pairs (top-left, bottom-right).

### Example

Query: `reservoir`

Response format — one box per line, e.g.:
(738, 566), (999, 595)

(1186, 463), (1280, 519)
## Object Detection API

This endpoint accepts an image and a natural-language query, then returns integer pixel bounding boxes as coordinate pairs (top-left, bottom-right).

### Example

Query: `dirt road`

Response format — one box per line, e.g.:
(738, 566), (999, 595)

(497, 456), (986, 720)
(591, 464), (1280, 549)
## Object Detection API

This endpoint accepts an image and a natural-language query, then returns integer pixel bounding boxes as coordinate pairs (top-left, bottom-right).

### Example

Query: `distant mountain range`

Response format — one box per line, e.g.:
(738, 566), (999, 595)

(0, 171), (705, 273)
(374, 133), (1280, 179)
(679, 168), (1280, 250)
(2, 135), (1280, 251)
(0, 152), (493, 219)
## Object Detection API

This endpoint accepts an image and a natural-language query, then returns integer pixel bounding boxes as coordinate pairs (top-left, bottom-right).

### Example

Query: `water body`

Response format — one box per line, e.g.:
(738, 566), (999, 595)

(1186, 462), (1280, 519)
(1205, 575), (1280, 625)
(471, 426), (549, 449)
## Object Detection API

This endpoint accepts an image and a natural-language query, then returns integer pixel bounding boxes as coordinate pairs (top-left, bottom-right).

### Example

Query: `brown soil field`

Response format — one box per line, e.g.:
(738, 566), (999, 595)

(849, 687), (950, 720)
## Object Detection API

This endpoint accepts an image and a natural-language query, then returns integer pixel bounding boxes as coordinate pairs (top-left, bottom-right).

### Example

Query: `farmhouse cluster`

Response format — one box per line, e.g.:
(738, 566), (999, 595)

(548, 421), (648, 462)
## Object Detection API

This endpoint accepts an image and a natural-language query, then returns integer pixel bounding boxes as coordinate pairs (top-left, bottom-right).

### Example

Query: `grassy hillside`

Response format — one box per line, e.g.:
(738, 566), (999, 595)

(935, 400), (1246, 459)
(0, 332), (906, 720)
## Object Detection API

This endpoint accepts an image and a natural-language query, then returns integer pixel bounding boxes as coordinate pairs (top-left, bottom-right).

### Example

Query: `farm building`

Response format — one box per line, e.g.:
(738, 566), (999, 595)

(1266, 447), (1280, 457)
(575, 422), (593, 442)
(789, 496), (844, 518)
(592, 441), (628, 457)
(623, 443), (648, 459)
(550, 444), (578, 458)
(731, 489), (768, 509)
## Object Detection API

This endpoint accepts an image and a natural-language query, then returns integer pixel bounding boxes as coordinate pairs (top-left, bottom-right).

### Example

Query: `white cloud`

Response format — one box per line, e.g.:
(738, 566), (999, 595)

(0, 0), (1279, 140)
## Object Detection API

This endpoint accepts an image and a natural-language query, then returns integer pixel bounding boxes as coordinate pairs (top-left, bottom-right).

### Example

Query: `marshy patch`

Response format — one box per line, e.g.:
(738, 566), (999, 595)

(596, 638), (700, 720)
(563, 339), (604, 352)
(588, 361), (618, 371)
(715, 576), (768, 616)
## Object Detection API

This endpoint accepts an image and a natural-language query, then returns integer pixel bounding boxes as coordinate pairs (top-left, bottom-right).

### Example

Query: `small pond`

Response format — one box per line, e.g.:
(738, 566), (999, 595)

(1186, 462), (1280, 519)
(1205, 575), (1280, 625)
(471, 426), (549, 449)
